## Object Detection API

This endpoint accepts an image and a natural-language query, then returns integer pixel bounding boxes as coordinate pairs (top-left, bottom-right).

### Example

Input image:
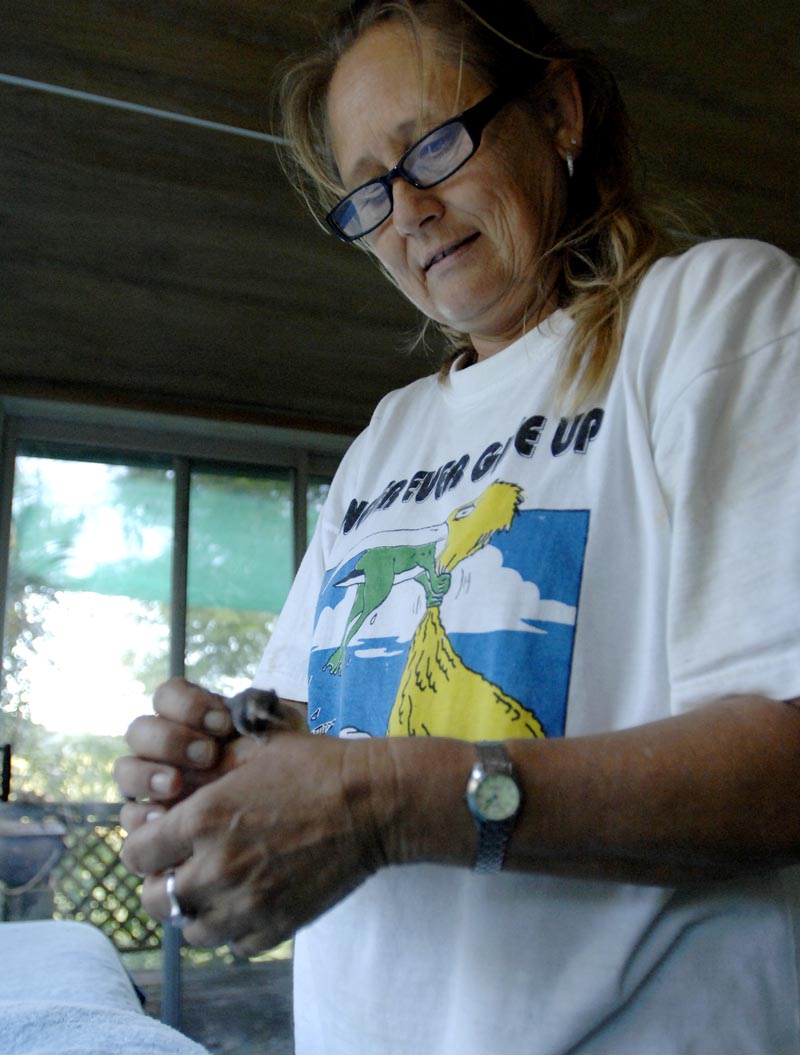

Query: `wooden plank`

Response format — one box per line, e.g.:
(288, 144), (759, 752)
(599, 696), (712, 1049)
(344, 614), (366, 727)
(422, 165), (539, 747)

(0, 0), (308, 132)
(1, 0), (796, 256)
(0, 81), (423, 433)
(537, 0), (799, 256)
(0, 0), (796, 437)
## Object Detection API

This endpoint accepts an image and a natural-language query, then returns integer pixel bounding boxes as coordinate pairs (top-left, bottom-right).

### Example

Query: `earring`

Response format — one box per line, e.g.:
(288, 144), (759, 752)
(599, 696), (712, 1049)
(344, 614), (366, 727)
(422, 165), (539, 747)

(565, 136), (578, 179)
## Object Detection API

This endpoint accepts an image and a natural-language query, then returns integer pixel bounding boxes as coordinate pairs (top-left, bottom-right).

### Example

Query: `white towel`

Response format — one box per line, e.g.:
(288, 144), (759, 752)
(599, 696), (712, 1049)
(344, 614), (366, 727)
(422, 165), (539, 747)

(0, 919), (210, 1055)
(0, 1002), (211, 1055)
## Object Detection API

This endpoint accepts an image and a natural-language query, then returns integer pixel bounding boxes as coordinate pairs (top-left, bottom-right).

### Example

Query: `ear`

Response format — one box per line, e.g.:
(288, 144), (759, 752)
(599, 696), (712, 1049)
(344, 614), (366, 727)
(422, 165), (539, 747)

(544, 62), (585, 162)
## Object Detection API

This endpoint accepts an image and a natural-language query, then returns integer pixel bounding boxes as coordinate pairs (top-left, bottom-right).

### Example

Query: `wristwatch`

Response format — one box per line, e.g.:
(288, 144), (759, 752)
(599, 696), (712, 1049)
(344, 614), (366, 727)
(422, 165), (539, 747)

(465, 741), (523, 873)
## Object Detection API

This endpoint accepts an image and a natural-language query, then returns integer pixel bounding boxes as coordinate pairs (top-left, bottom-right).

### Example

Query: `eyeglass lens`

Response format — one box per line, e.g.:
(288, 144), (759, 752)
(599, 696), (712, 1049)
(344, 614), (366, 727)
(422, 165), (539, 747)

(330, 118), (476, 241)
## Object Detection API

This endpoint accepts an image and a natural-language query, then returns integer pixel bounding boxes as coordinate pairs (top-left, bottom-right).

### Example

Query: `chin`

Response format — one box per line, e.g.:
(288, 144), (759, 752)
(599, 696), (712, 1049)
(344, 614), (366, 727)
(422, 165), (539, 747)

(402, 279), (502, 335)
(426, 277), (507, 329)
(434, 302), (498, 334)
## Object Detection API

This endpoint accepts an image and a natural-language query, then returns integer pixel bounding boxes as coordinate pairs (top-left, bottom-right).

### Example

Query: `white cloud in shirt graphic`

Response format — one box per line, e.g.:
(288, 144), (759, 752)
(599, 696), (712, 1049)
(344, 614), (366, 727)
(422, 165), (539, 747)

(312, 542), (575, 657)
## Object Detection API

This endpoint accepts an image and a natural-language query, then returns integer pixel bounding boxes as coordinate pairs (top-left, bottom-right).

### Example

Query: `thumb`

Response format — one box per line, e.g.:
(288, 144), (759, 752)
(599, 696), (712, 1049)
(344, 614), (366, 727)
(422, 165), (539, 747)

(121, 797), (196, 876)
(219, 734), (264, 773)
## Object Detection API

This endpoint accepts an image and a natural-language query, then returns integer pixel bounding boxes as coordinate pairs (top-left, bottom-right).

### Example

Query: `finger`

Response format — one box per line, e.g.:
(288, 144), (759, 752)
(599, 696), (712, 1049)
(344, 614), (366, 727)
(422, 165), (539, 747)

(227, 925), (291, 960)
(139, 863), (223, 949)
(140, 868), (198, 928)
(125, 714), (222, 773)
(114, 755), (184, 803)
(119, 801), (165, 835)
(120, 801), (166, 835)
(221, 735), (266, 770)
(121, 804), (194, 877)
(180, 899), (285, 954)
(179, 913), (230, 950)
(153, 677), (234, 737)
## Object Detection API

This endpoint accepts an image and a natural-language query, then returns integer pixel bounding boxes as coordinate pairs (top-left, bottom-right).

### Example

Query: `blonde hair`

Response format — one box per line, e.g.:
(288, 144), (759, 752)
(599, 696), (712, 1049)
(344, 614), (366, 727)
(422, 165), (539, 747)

(276, 0), (678, 406)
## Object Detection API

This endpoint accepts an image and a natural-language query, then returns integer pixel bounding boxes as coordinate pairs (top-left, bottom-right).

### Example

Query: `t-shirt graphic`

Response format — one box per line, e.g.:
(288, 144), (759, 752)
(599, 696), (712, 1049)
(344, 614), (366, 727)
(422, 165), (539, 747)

(308, 480), (589, 740)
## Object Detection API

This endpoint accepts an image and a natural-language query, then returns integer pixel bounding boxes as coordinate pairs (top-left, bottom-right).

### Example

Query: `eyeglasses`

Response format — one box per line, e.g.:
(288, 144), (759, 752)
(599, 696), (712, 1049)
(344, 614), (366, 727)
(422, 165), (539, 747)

(325, 88), (511, 242)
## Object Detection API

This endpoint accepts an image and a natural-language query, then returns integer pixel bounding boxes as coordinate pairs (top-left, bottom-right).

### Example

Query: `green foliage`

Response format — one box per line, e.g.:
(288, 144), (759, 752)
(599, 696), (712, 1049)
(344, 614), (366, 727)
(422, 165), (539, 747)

(2, 459), (83, 749)
(3, 458), (331, 804)
(307, 478), (331, 543)
(9, 719), (126, 803)
(124, 601), (277, 698)
(185, 606), (278, 694)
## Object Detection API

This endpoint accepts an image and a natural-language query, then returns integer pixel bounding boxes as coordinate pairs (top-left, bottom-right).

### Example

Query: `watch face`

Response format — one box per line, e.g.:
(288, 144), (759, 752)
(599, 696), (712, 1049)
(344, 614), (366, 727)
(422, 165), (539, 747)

(474, 772), (521, 821)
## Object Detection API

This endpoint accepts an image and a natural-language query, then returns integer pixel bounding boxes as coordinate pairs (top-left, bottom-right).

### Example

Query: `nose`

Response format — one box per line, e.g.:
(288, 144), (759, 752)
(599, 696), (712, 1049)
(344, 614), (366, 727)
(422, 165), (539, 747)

(390, 179), (443, 236)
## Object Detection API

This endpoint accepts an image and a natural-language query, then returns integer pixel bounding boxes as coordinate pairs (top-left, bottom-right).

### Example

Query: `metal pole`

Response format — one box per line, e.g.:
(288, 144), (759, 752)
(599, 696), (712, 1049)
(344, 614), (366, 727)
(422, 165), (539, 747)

(162, 457), (191, 1029)
(0, 414), (17, 719)
(1, 743), (10, 802)
(292, 451), (309, 573)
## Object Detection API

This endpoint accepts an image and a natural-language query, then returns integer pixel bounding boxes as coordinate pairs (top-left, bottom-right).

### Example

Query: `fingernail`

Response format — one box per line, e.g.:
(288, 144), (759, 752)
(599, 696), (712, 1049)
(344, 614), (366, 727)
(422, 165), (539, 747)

(204, 709), (230, 734)
(150, 772), (172, 794)
(187, 740), (214, 765)
(146, 809), (164, 823)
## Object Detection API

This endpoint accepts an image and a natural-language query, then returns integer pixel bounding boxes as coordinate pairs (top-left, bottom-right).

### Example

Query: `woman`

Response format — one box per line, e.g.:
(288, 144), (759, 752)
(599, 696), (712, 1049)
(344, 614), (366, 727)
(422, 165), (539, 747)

(116, 2), (800, 1053)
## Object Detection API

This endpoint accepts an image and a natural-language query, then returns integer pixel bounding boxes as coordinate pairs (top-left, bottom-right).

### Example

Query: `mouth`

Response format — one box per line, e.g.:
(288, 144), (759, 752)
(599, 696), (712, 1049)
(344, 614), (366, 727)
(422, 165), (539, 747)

(423, 233), (480, 273)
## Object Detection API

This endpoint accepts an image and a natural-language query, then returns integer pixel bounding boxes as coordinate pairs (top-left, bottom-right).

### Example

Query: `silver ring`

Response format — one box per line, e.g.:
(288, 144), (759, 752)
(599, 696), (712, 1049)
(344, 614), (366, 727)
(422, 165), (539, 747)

(165, 871), (194, 929)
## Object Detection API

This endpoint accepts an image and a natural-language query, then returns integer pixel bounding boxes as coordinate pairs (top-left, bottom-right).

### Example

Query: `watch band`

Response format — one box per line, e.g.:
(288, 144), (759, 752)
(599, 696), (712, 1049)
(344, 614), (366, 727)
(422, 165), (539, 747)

(474, 812), (516, 874)
(477, 740), (513, 777)
(467, 741), (522, 874)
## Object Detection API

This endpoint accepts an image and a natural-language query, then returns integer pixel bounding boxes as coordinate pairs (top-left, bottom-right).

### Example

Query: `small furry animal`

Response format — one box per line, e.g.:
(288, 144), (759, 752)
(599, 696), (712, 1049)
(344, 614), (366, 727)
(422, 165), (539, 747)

(227, 688), (306, 739)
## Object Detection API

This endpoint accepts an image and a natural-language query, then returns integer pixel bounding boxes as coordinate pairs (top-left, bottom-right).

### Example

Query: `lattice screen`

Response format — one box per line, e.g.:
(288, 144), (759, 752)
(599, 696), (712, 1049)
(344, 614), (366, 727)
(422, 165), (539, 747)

(51, 802), (161, 953)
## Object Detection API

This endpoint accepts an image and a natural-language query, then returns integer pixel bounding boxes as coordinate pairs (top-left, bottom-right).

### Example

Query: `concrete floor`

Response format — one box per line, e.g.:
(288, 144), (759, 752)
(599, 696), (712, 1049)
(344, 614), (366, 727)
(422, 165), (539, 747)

(133, 958), (294, 1055)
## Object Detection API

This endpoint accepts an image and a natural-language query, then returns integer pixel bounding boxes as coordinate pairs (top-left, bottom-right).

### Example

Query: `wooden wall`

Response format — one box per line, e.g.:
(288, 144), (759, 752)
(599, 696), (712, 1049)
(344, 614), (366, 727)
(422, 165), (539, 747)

(0, 1), (797, 435)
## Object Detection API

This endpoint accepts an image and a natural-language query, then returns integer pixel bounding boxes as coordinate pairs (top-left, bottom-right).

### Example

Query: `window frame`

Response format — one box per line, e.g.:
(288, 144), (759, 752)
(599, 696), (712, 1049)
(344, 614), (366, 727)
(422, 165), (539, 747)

(0, 396), (348, 687)
(0, 397), (349, 1024)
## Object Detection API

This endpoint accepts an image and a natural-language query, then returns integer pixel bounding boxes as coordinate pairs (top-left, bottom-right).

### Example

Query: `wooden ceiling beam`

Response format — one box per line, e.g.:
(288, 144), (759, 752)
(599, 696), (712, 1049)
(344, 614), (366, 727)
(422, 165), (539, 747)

(0, 1), (795, 435)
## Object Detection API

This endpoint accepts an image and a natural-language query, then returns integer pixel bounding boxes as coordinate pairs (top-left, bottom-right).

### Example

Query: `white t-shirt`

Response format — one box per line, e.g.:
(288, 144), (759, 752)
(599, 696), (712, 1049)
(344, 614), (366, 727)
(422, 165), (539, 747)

(255, 239), (800, 1054)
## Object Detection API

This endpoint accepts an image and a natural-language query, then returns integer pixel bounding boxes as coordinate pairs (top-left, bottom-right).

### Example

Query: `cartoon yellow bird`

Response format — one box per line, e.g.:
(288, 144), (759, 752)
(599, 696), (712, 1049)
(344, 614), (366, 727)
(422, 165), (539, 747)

(388, 481), (546, 740)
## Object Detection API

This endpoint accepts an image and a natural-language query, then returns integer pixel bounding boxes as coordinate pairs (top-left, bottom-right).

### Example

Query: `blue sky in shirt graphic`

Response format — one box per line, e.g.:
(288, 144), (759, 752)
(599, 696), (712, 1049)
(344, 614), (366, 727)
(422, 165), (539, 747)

(307, 508), (589, 739)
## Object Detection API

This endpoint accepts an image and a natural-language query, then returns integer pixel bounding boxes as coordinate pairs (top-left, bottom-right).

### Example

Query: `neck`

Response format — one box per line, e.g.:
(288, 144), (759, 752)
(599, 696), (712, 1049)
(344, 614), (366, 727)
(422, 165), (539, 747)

(469, 294), (559, 363)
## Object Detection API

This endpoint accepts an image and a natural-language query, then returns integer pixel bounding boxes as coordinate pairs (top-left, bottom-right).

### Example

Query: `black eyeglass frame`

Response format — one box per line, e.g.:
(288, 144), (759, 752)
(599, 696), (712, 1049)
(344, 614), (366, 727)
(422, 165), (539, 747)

(325, 87), (513, 242)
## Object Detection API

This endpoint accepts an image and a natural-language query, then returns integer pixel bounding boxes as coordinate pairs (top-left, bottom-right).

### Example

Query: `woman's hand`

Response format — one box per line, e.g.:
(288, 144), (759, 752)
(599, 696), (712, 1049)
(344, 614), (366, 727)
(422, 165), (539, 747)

(114, 678), (240, 821)
(120, 732), (389, 956)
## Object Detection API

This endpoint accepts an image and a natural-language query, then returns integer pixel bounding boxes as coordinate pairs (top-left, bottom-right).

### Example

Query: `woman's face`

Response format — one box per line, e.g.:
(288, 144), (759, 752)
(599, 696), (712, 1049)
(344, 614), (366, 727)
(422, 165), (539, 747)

(326, 20), (574, 360)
